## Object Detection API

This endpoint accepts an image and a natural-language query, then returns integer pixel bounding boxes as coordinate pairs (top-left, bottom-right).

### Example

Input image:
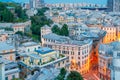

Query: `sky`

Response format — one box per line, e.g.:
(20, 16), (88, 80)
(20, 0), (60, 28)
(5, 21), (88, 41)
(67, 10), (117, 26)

(14, 0), (107, 5)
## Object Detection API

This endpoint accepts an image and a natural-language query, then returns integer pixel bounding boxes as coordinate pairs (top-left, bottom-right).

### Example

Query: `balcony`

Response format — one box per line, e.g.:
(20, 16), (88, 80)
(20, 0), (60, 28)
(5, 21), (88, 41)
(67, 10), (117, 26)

(5, 68), (20, 75)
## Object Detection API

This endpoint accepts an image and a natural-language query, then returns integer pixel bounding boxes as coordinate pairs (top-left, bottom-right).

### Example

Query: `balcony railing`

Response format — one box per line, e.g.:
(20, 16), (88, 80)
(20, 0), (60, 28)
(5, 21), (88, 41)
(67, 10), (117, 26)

(5, 68), (20, 75)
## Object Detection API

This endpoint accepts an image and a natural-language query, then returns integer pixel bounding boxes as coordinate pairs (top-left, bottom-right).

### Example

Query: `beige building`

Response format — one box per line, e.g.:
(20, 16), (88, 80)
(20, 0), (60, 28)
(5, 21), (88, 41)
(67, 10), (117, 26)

(52, 15), (65, 23)
(102, 26), (117, 44)
(0, 34), (7, 42)
(13, 24), (25, 33)
(98, 41), (120, 80)
(0, 29), (14, 42)
(13, 21), (31, 33)
(0, 41), (16, 61)
(98, 44), (112, 80)
(19, 46), (69, 79)
(21, 47), (69, 68)
(41, 26), (93, 74)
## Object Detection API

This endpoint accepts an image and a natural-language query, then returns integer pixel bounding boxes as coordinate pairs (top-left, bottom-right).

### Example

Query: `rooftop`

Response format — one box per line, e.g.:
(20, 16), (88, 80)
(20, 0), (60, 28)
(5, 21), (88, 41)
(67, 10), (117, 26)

(99, 41), (120, 58)
(0, 58), (19, 70)
(22, 42), (38, 47)
(0, 41), (15, 52)
(35, 47), (54, 54)
(37, 68), (60, 80)
(43, 33), (92, 46)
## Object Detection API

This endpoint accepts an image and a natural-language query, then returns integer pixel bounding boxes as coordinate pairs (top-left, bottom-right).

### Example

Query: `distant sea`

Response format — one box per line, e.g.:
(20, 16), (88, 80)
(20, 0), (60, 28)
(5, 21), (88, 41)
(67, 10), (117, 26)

(13, 0), (107, 5)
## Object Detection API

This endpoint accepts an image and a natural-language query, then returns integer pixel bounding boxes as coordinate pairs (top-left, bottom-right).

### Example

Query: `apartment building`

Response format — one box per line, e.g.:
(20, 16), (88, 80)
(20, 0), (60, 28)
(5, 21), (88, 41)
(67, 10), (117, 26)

(102, 26), (117, 44)
(41, 25), (93, 74)
(0, 29), (14, 42)
(0, 41), (16, 61)
(98, 41), (120, 80)
(0, 58), (20, 80)
(19, 47), (69, 79)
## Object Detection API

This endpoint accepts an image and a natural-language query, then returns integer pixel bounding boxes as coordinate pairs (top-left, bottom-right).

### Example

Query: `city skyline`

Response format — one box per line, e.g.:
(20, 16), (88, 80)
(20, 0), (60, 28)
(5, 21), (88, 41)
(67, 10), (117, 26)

(13, 0), (107, 5)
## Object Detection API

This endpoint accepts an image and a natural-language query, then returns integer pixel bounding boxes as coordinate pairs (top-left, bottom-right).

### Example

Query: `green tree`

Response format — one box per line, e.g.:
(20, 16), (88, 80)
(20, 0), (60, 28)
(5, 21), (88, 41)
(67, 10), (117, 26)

(52, 25), (60, 35)
(60, 68), (67, 75)
(67, 71), (83, 80)
(1, 9), (14, 22)
(30, 7), (53, 41)
(15, 5), (28, 22)
(0, 2), (28, 22)
(56, 68), (67, 80)
(60, 24), (69, 36)
(12, 78), (22, 80)
(15, 31), (24, 36)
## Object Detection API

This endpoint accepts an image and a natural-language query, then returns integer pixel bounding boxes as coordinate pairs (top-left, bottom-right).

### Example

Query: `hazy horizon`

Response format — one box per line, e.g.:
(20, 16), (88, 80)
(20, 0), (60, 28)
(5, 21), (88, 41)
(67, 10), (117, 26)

(13, 0), (107, 5)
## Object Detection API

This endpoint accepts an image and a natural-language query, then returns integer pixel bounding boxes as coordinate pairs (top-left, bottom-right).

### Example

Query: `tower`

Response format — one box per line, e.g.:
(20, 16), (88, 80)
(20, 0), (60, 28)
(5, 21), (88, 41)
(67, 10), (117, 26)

(41, 25), (51, 45)
(107, 0), (120, 12)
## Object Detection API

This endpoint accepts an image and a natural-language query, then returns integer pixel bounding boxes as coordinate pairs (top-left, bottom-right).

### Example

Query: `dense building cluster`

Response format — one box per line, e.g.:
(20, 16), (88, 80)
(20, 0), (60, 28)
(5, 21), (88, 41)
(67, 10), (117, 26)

(0, 0), (120, 80)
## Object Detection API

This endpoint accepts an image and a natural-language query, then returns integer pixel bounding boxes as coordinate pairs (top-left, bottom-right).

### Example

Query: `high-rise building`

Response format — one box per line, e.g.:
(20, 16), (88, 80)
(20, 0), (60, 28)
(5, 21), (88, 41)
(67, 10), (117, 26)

(107, 0), (120, 12)
(29, 0), (44, 9)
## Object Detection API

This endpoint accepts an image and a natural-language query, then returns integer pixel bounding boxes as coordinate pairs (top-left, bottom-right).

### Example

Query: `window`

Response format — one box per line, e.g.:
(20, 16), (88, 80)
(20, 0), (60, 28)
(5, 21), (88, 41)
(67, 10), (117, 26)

(71, 57), (73, 59)
(34, 48), (36, 51)
(78, 61), (80, 65)
(78, 52), (80, 55)
(5, 77), (8, 80)
(117, 53), (120, 57)
(28, 49), (30, 52)
(58, 63), (60, 66)
(63, 61), (64, 64)
(12, 75), (15, 79)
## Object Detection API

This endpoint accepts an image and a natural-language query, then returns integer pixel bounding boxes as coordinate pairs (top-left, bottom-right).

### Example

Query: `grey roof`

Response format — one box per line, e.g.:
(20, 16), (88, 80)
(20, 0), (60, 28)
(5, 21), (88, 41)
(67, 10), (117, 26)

(99, 41), (120, 58)
(37, 68), (60, 80)
(99, 44), (113, 57)
(110, 41), (120, 50)
(74, 23), (88, 29)
(0, 58), (19, 70)
(43, 33), (92, 46)
(22, 42), (38, 47)
(75, 27), (106, 41)
(43, 33), (70, 41)
(0, 41), (15, 52)
(29, 53), (41, 59)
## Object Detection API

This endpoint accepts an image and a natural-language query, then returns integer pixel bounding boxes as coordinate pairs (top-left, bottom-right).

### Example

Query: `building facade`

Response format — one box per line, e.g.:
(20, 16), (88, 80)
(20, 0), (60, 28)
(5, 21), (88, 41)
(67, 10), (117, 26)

(41, 26), (93, 74)
(111, 41), (120, 80)
(102, 26), (117, 44)
(0, 58), (20, 80)
(19, 47), (69, 79)
(99, 41), (120, 80)
(0, 42), (16, 61)
(29, 0), (44, 9)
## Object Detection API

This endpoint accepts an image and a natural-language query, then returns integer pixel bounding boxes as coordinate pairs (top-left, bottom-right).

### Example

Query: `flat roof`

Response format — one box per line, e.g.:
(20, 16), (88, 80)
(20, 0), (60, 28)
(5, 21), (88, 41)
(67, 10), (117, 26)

(0, 41), (15, 52)
(35, 47), (54, 54)
(22, 42), (38, 47)
(43, 33), (93, 46)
